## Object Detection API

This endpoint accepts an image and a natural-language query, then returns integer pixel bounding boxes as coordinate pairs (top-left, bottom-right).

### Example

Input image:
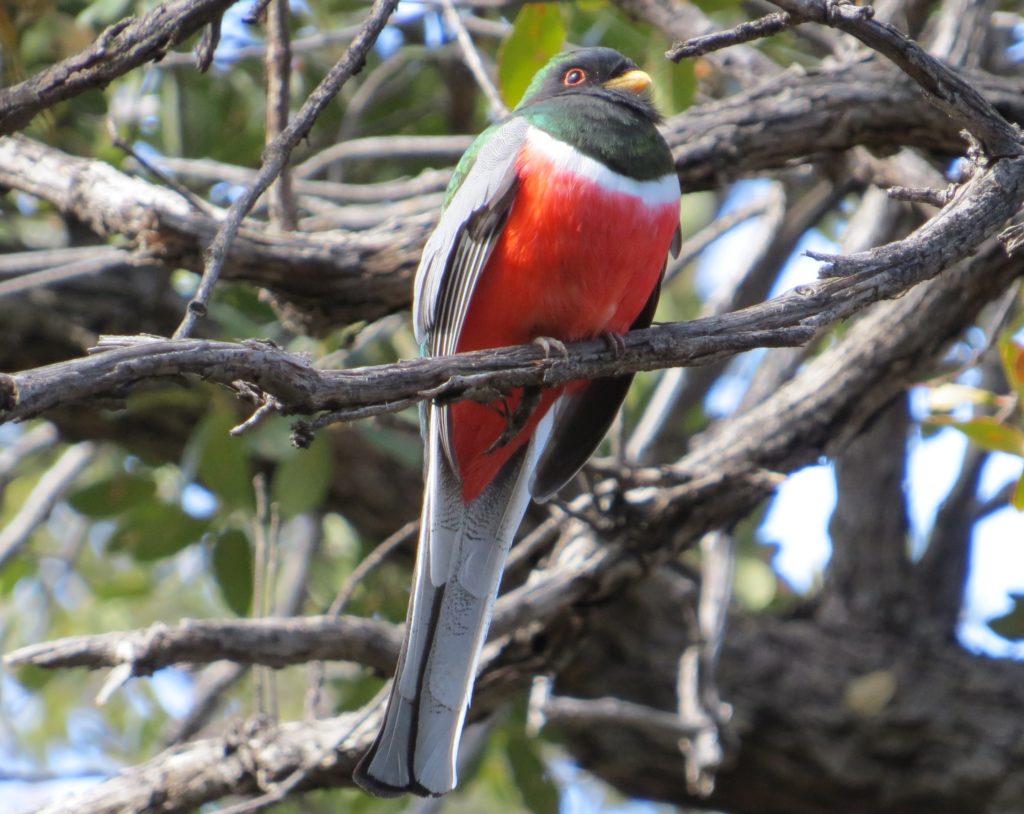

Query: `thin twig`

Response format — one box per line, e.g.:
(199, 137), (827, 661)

(157, 153), (453, 203)
(887, 185), (956, 207)
(0, 423), (58, 486)
(264, 0), (296, 230)
(665, 194), (780, 284)
(108, 121), (216, 215)
(538, 692), (707, 739)
(0, 443), (97, 570)
(252, 474), (281, 723)
(677, 531), (735, 795)
(0, 249), (138, 299)
(294, 134), (473, 179)
(0, 246), (118, 275)
(666, 12), (795, 61)
(438, 0), (509, 118)
(172, 0), (402, 340)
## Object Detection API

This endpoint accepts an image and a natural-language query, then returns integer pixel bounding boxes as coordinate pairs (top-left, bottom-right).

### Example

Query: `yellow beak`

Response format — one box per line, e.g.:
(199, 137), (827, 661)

(603, 69), (653, 94)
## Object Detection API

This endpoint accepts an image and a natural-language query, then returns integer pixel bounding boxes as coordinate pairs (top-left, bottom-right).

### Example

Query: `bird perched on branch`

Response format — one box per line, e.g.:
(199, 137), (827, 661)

(354, 46), (681, 798)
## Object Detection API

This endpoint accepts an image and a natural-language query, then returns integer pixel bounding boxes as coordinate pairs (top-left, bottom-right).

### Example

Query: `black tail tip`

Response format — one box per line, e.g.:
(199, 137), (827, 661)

(352, 756), (444, 799)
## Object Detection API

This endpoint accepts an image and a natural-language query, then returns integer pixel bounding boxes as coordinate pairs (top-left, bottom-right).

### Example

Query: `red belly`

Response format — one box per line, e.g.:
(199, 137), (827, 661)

(451, 146), (679, 503)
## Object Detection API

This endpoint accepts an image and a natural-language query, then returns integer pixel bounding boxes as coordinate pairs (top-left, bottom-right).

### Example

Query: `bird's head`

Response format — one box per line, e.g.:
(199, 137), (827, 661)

(515, 47), (660, 122)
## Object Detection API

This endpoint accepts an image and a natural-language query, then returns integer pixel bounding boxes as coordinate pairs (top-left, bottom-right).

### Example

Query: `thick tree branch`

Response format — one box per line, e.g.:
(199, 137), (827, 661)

(663, 59), (1024, 190)
(0, 323), (810, 428)
(0, 136), (425, 330)
(667, 0), (1022, 158)
(820, 394), (912, 629)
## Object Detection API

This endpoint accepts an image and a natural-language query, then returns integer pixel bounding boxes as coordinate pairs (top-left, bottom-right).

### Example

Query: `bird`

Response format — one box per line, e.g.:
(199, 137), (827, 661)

(354, 46), (681, 798)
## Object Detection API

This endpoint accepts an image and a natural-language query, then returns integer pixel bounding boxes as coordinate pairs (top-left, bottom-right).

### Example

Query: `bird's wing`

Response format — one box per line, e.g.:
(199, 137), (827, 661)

(354, 121), (535, 797)
(411, 117), (527, 480)
(412, 117), (529, 357)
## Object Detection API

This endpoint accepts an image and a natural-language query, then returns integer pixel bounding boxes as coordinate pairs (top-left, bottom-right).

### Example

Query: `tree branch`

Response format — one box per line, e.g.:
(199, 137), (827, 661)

(0, 0), (238, 135)
(0, 325), (808, 428)
(173, 0), (403, 339)
(4, 616), (400, 676)
(263, 0), (297, 230)
(0, 442), (97, 570)
(769, 0), (1022, 158)
(27, 712), (372, 814)
(666, 11), (796, 60)
(820, 394), (912, 629)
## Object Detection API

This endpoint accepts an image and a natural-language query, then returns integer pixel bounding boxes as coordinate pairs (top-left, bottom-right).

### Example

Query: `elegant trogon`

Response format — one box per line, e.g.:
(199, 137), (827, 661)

(354, 47), (681, 797)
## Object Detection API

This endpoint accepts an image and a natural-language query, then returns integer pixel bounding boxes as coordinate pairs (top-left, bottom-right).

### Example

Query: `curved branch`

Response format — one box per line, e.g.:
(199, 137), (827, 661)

(0, 323), (812, 426)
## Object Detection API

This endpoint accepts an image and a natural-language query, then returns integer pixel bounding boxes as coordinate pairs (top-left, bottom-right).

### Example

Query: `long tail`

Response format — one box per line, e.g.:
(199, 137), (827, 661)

(354, 405), (552, 797)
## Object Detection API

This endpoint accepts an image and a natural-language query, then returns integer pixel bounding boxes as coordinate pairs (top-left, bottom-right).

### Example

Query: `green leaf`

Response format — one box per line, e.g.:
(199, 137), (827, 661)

(988, 594), (1024, 641)
(109, 502), (209, 561)
(272, 435), (333, 518)
(498, 5), (566, 109)
(945, 417), (1024, 457)
(212, 529), (253, 616)
(186, 409), (254, 511)
(68, 473), (156, 518)
(506, 725), (560, 814)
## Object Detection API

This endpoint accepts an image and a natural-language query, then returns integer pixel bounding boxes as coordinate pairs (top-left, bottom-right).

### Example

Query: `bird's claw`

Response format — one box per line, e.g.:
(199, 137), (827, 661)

(533, 335), (569, 361)
(485, 385), (542, 454)
(600, 331), (627, 358)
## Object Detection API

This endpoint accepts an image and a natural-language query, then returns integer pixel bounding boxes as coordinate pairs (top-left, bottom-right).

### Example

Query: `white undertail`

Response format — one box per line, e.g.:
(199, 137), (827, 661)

(354, 405), (554, 796)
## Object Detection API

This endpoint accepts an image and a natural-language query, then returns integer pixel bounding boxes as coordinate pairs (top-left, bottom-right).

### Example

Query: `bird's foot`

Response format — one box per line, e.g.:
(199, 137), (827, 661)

(485, 385), (543, 454)
(533, 335), (569, 361)
(600, 331), (627, 358)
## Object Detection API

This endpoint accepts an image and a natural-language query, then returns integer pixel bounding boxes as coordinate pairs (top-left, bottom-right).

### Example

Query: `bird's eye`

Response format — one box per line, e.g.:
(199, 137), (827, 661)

(562, 68), (587, 87)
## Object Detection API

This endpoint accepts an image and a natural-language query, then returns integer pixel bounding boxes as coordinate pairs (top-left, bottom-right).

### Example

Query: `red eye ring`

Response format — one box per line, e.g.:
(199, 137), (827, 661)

(563, 68), (587, 87)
